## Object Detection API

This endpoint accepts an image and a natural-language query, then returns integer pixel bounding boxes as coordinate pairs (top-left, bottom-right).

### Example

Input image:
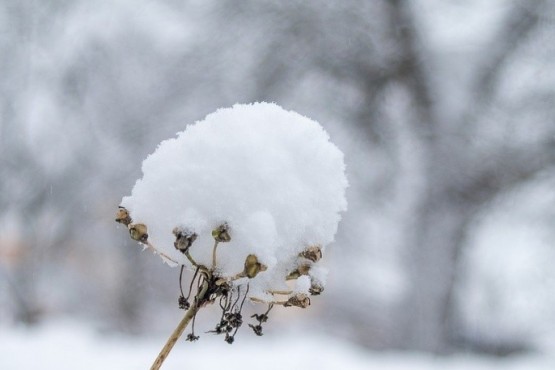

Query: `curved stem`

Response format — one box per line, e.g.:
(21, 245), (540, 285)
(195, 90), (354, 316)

(211, 240), (220, 269)
(184, 250), (209, 273)
(150, 280), (209, 370)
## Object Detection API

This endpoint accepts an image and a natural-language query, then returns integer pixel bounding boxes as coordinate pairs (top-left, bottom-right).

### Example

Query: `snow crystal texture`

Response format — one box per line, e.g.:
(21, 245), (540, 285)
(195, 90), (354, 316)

(121, 102), (347, 292)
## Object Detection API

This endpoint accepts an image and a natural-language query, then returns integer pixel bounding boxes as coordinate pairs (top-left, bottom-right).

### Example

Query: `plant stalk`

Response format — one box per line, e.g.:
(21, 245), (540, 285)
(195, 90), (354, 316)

(150, 280), (209, 370)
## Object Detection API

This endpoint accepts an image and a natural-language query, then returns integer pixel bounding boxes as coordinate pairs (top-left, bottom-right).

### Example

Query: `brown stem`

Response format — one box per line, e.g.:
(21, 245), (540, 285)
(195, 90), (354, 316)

(145, 241), (179, 265)
(211, 240), (219, 270)
(215, 271), (246, 286)
(249, 296), (287, 306)
(150, 280), (209, 370)
(184, 250), (209, 273)
(268, 290), (292, 296)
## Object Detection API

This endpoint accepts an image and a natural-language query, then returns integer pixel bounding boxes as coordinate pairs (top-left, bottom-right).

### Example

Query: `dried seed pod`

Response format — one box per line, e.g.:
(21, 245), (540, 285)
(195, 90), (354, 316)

(299, 245), (322, 262)
(286, 264), (311, 280)
(284, 293), (311, 308)
(115, 206), (132, 226)
(249, 324), (263, 336)
(186, 333), (199, 342)
(178, 296), (190, 310)
(129, 223), (148, 242)
(309, 281), (324, 296)
(212, 223), (231, 242)
(244, 254), (267, 279)
(226, 312), (243, 328)
(173, 227), (197, 253)
(251, 313), (269, 323)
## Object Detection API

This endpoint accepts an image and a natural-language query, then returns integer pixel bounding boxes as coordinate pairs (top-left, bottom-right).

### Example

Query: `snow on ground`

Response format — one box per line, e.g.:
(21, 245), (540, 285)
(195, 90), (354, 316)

(1, 321), (553, 370)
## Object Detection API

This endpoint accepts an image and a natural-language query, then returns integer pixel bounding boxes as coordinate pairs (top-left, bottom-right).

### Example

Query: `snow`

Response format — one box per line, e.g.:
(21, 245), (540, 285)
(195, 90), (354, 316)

(1, 321), (554, 370)
(458, 179), (555, 346)
(121, 102), (347, 298)
(294, 275), (312, 294)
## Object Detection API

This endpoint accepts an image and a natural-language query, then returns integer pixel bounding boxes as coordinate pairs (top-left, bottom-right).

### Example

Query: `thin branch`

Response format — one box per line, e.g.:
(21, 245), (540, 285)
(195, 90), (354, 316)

(450, 139), (555, 205)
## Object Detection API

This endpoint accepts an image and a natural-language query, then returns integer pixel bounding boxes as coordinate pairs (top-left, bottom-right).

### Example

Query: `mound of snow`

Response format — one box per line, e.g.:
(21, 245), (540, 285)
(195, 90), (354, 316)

(121, 102), (347, 295)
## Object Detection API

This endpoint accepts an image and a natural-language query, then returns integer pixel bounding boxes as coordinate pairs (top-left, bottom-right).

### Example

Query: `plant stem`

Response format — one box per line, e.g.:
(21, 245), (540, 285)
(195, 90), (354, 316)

(184, 250), (209, 273)
(211, 240), (219, 269)
(145, 241), (179, 265)
(150, 280), (209, 370)
(249, 296), (286, 305)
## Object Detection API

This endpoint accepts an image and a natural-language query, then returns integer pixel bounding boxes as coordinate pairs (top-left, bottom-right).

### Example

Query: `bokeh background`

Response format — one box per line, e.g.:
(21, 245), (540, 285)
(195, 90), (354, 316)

(1, 0), (555, 368)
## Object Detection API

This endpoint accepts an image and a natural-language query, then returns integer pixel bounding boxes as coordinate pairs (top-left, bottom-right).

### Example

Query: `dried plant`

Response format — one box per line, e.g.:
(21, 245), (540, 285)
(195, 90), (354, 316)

(117, 213), (327, 370)
(116, 103), (347, 369)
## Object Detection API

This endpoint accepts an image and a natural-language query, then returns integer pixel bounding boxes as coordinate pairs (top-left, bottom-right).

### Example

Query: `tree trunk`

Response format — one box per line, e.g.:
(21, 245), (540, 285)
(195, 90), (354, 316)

(401, 189), (474, 352)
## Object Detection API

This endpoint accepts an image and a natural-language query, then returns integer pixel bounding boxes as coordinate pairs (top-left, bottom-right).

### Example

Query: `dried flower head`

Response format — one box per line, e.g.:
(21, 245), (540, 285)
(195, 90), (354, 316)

(173, 227), (197, 254)
(212, 223), (231, 242)
(309, 281), (325, 296)
(243, 254), (267, 279)
(284, 294), (311, 309)
(287, 264), (311, 280)
(300, 245), (323, 262)
(128, 223), (148, 243)
(115, 206), (132, 226)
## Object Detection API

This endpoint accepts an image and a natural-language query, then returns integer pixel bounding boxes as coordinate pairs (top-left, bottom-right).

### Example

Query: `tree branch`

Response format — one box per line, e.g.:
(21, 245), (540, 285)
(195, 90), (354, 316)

(468, 0), (544, 116)
(450, 138), (555, 205)
(386, 0), (436, 137)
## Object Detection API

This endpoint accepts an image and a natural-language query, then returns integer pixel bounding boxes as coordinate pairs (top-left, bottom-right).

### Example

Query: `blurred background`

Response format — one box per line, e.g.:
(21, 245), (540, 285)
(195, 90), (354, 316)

(1, 0), (555, 368)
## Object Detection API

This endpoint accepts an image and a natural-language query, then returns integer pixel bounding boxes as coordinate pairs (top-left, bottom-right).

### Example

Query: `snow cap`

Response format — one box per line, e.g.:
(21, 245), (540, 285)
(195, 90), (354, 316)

(121, 102), (347, 294)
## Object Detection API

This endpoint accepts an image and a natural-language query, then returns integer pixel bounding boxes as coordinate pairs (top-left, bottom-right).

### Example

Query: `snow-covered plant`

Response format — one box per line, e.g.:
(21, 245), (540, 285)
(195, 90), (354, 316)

(116, 102), (347, 369)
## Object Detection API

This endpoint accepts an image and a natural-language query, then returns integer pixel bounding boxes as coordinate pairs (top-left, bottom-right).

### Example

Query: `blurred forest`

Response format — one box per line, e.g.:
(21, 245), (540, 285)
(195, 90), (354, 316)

(1, 0), (555, 356)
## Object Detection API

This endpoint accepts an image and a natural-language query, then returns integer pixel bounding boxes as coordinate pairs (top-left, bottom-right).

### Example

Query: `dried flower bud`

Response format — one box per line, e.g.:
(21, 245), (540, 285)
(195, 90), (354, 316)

(186, 333), (199, 342)
(115, 206), (132, 226)
(178, 296), (190, 310)
(309, 281), (324, 296)
(284, 293), (311, 308)
(173, 227), (197, 253)
(249, 324), (264, 336)
(286, 264), (311, 280)
(251, 313), (269, 323)
(129, 223), (148, 242)
(244, 254), (267, 279)
(212, 223), (231, 242)
(299, 245), (322, 262)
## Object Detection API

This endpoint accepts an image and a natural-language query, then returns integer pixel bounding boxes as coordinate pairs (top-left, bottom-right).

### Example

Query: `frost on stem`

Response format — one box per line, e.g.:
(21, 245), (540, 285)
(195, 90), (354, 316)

(116, 103), (347, 369)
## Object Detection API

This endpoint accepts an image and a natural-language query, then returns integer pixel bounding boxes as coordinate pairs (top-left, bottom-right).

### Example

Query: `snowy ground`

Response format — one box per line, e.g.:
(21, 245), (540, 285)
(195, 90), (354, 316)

(1, 321), (553, 370)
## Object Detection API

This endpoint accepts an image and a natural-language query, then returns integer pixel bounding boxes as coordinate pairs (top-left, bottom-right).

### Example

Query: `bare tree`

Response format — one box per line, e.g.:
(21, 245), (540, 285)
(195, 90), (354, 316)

(196, 0), (555, 352)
